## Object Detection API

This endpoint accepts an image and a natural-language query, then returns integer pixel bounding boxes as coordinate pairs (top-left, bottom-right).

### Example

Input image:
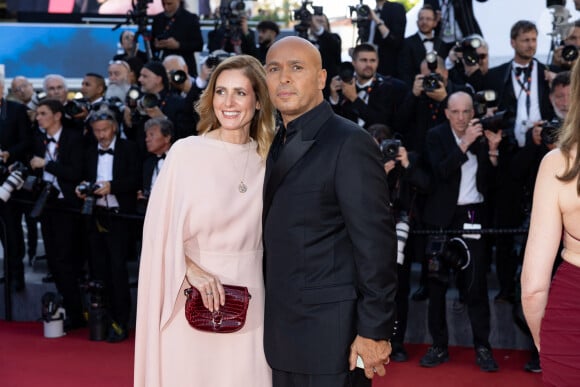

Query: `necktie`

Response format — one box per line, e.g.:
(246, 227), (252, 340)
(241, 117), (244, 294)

(98, 148), (114, 156)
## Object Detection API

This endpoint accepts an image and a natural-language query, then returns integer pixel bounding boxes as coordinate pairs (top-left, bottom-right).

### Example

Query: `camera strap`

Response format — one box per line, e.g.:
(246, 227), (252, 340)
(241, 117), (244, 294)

(514, 60), (533, 119)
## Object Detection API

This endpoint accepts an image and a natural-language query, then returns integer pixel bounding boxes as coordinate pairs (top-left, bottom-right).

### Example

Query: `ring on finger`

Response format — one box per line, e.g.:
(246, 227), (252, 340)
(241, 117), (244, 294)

(206, 292), (213, 296)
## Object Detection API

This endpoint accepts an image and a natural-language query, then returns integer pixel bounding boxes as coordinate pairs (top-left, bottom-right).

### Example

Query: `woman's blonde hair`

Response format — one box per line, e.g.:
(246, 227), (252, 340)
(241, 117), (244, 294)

(558, 60), (580, 194)
(196, 55), (275, 159)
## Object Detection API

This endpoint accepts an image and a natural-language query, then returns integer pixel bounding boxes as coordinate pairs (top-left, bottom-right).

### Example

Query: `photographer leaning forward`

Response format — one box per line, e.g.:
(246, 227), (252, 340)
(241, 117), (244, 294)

(368, 123), (431, 363)
(420, 91), (501, 372)
(152, 0), (203, 77)
(29, 99), (85, 329)
(77, 107), (140, 343)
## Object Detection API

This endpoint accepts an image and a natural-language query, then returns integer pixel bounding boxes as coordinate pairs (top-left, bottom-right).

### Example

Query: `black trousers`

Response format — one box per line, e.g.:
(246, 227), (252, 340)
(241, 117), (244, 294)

(0, 201), (25, 281)
(427, 203), (491, 350)
(272, 368), (370, 387)
(40, 201), (84, 322)
(87, 208), (132, 327)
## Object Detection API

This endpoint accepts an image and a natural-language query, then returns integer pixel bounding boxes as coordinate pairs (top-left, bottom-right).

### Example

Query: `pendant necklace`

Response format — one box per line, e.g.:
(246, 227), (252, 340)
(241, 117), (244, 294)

(219, 130), (252, 193)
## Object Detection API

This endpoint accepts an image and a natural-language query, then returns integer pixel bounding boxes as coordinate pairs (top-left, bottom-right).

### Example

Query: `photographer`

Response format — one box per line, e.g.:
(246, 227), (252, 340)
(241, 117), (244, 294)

(483, 20), (554, 304)
(369, 0), (406, 77)
(446, 34), (490, 91)
(112, 30), (148, 65)
(207, 8), (257, 57)
(124, 61), (191, 153)
(304, 10), (342, 89)
(152, 0), (203, 77)
(369, 123), (431, 363)
(137, 117), (173, 215)
(420, 91), (501, 371)
(78, 107), (140, 342)
(0, 77), (32, 292)
(328, 43), (408, 131)
(398, 5), (446, 87)
(256, 20), (280, 64)
(29, 98), (85, 330)
(551, 19), (580, 71)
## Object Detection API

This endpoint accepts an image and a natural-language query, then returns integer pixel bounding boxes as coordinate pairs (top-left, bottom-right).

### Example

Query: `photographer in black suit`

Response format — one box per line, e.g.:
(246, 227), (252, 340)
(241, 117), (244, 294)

(29, 99), (85, 328)
(368, 0), (406, 77)
(483, 20), (554, 304)
(0, 77), (32, 291)
(78, 107), (139, 342)
(420, 91), (501, 372)
(328, 43), (408, 131)
(424, 0), (488, 53)
(152, 0), (203, 77)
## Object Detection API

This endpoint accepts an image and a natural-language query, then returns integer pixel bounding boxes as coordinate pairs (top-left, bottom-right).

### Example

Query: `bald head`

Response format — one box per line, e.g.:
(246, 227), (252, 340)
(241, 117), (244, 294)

(265, 36), (326, 125)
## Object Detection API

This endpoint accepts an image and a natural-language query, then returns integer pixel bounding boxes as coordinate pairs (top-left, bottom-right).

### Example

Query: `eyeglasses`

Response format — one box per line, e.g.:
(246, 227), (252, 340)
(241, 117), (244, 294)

(478, 54), (488, 61)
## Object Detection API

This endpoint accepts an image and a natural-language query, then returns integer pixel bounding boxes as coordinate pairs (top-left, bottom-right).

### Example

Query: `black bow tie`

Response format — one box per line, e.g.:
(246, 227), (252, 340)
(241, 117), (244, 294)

(45, 137), (56, 143)
(423, 38), (434, 43)
(98, 148), (114, 156)
(514, 66), (531, 77)
(157, 153), (166, 160)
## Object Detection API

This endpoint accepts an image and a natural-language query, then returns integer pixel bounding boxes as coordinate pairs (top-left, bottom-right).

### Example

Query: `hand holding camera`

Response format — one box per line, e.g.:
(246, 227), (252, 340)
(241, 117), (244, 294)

(462, 119), (483, 148)
(29, 156), (46, 170)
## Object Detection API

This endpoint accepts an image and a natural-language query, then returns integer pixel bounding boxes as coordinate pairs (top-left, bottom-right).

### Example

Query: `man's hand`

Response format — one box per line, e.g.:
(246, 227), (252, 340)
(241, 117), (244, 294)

(93, 181), (111, 196)
(425, 80), (447, 102)
(155, 37), (180, 50)
(412, 74), (424, 97)
(0, 151), (10, 164)
(349, 335), (391, 379)
(329, 75), (342, 102)
(531, 121), (543, 146)
(30, 156), (46, 170)
(341, 79), (358, 102)
(461, 119), (483, 148)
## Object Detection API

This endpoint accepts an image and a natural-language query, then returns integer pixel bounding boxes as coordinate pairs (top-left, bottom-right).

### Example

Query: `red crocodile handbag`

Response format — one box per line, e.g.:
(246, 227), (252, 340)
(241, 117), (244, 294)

(184, 284), (251, 333)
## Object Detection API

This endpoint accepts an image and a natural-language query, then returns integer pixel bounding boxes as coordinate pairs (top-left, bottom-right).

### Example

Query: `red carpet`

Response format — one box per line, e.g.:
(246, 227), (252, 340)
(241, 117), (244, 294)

(0, 321), (542, 387)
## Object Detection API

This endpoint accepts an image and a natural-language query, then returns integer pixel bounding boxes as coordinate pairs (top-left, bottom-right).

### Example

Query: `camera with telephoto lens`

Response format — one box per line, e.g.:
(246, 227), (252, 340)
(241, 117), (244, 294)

(427, 235), (471, 284)
(396, 212), (410, 265)
(455, 36), (482, 66)
(422, 51), (442, 92)
(480, 110), (514, 133)
(293, 1), (323, 38)
(380, 139), (401, 162)
(169, 69), (188, 85)
(338, 61), (355, 83)
(125, 86), (142, 110)
(84, 280), (108, 341)
(541, 118), (561, 145)
(76, 182), (102, 216)
(0, 161), (30, 202)
(64, 98), (90, 117)
(561, 44), (579, 62)
(349, 2), (370, 20)
(473, 90), (497, 117)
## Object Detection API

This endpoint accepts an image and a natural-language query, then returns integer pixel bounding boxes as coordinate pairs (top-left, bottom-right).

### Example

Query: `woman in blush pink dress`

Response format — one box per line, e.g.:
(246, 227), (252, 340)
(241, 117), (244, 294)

(134, 55), (275, 387)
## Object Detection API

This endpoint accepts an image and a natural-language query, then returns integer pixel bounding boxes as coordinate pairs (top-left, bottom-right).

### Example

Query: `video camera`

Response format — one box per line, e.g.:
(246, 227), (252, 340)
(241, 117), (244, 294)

(455, 36), (483, 66)
(422, 51), (443, 92)
(349, 0), (372, 44)
(427, 235), (471, 284)
(541, 118), (561, 145)
(293, 1), (323, 38)
(125, 86), (159, 114)
(220, 0), (250, 29)
(112, 0), (154, 60)
(76, 182), (103, 216)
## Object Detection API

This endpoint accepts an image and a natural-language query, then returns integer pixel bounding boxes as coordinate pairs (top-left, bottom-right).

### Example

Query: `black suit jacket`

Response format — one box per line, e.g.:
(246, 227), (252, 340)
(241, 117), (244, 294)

(262, 102), (397, 374)
(398, 33), (447, 87)
(374, 1), (407, 77)
(0, 99), (31, 164)
(425, 0), (487, 38)
(331, 74), (409, 131)
(483, 59), (554, 149)
(152, 7), (203, 77)
(83, 138), (139, 214)
(423, 121), (495, 227)
(31, 128), (84, 207)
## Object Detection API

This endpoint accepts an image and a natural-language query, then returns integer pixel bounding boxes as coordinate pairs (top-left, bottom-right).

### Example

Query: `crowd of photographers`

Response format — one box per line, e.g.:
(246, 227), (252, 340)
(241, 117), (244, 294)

(0, 0), (576, 368)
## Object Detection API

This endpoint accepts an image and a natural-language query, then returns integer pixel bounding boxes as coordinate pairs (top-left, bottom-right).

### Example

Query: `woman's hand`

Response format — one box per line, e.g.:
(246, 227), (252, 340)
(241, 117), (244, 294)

(186, 265), (225, 312)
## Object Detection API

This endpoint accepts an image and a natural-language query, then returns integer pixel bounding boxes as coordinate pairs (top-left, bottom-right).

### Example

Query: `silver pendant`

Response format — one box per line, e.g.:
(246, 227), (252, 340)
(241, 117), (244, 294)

(238, 181), (247, 193)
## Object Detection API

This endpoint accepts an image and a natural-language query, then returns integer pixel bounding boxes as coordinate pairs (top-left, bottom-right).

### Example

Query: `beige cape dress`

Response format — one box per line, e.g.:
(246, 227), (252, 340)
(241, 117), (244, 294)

(134, 136), (271, 387)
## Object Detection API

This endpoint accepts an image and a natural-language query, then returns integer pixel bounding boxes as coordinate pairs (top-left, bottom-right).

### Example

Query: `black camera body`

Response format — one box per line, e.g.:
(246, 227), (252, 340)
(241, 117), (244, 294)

(380, 139), (401, 162)
(455, 36), (482, 66)
(480, 110), (514, 133)
(77, 182), (102, 216)
(561, 44), (579, 62)
(427, 235), (471, 284)
(349, 3), (370, 20)
(293, 1), (323, 38)
(422, 73), (443, 92)
(473, 90), (497, 117)
(541, 119), (561, 145)
(338, 61), (355, 83)
(64, 98), (90, 117)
